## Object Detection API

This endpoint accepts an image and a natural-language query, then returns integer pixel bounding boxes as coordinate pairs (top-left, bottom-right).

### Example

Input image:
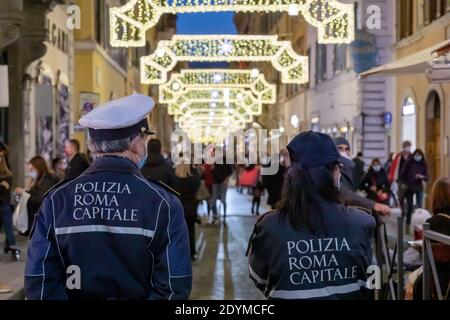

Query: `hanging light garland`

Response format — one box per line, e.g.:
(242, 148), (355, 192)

(110, 0), (354, 47)
(159, 69), (276, 105)
(165, 88), (262, 116)
(141, 34), (309, 84)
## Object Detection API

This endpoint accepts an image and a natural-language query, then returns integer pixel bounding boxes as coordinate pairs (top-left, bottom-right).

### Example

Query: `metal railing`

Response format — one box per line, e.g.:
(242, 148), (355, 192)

(422, 223), (450, 300)
(375, 216), (406, 300)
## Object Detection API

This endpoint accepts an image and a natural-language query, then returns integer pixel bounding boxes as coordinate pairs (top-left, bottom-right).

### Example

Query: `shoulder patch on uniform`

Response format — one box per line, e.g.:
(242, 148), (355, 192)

(347, 205), (372, 215)
(43, 177), (76, 198)
(146, 178), (180, 197)
(256, 210), (279, 225)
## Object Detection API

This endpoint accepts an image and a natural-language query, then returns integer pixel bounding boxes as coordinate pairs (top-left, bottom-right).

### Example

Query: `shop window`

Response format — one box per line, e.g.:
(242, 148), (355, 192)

(334, 44), (347, 74)
(424, 0), (448, 25)
(398, 0), (414, 40)
(402, 97), (417, 150)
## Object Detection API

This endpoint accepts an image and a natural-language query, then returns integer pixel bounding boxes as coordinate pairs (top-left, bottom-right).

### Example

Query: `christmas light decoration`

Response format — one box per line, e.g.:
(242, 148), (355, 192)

(159, 69), (276, 104)
(165, 88), (263, 116)
(110, 0), (355, 47)
(141, 35), (309, 84)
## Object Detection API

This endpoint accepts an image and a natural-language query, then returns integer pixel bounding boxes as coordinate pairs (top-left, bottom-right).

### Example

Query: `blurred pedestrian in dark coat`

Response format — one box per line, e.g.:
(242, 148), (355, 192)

(400, 149), (429, 232)
(15, 156), (60, 235)
(352, 152), (366, 188)
(360, 158), (390, 204)
(64, 139), (89, 180)
(142, 139), (176, 188)
(174, 164), (201, 260)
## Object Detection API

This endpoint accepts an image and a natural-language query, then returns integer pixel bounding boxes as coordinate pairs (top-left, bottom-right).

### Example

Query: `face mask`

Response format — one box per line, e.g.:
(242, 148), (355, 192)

(340, 151), (350, 160)
(404, 147), (411, 153)
(30, 170), (38, 180)
(373, 165), (382, 172)
(138, 147), (148, 169)
(414, 155), (423, 162)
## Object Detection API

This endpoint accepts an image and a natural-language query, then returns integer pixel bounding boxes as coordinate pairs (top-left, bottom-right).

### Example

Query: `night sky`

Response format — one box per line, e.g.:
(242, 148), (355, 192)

(176, 12), (237, 68)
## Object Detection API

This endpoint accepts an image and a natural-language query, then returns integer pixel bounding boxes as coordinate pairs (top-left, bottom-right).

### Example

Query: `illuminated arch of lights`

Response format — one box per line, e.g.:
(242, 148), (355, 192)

(159, 69), (276, 105)
(177, 112), (247, 143)
(167, 89), (262, 116)
(141, 35), (309, 84)
(174, 105), (254, 124)
(110, 0), (354, 47)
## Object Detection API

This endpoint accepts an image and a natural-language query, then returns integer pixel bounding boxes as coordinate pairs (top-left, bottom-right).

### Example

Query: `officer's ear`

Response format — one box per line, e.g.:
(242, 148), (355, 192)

(130, 134), (145, 154)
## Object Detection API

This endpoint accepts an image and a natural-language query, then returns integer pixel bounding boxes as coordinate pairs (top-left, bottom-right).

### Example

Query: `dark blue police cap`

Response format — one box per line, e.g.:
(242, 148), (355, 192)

(287, 131), (355, 170)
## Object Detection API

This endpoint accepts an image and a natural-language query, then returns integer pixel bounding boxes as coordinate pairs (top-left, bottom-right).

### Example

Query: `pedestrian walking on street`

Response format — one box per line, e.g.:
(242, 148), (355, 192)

(15, 156), (60, 235)
(360, 158), (390, 204)
(400, 149), (429, 234)
(388, 141), (413, 216)
(51, 157), (66, 180)
(384, 152), (395, 174)
(141, 139), (176, 188)
(64, 139), (90, 180)
(247, 131), (376, 300)
(261, 158), (286, 210)
(210, 150), (233, 225)
(200, 162), (214, 217)
(25, 94), (192, 300)
(174, 163), (201, 261)
(0, 153), (19, 259)
(335, 137), (391, 216)
(352, 152), (366, 188)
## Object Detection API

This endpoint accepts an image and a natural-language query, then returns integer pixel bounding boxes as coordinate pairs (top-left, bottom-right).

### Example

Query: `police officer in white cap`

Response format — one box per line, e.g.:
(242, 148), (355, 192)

(25, 94), (192, 300)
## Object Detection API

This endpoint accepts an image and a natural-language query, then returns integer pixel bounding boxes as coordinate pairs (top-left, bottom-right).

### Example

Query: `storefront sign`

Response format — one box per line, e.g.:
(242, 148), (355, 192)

(0, 66), (9, 108)
(75, 92), (100, 131)
(350, 29), (378, 74)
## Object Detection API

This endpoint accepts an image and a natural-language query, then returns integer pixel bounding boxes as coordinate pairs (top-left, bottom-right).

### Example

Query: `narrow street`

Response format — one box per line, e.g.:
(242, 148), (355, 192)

(190, 188), (266, 300)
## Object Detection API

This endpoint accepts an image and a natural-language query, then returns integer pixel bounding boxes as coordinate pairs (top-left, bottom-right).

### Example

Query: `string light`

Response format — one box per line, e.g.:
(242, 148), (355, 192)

(166, 88), (263, 116)
(110, 0), (355, 47)
(159, 69), (276, 105)
(141, 35), (309, 84)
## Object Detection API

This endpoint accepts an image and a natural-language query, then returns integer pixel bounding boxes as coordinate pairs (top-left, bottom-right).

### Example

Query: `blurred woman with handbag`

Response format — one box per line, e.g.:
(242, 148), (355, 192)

(360, 158), (390, 204)
(14, 156), (60, 236)
(0, 153), (19, 259)
(400, 149), (429, 234)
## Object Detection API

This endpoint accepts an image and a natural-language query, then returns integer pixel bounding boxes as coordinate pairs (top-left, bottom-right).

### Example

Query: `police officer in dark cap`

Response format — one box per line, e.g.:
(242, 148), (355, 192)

(247, 131), (376, 300)
(25, 94), (192, 299)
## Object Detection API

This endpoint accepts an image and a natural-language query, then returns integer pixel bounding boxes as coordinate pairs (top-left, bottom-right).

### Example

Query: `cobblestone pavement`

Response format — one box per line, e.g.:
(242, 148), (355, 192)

(190, 187), (268, 300)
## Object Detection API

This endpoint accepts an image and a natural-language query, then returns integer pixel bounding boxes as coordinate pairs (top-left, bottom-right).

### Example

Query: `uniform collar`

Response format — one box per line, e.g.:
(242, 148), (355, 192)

(84, 156), (143, 177)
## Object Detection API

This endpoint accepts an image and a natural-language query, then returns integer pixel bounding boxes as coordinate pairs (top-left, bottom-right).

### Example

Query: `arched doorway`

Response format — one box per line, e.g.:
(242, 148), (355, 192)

(425, 91), (442, 197)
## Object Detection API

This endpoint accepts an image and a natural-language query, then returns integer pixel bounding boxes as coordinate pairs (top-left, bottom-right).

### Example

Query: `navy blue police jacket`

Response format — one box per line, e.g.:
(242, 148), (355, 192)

(24, 156), (192, 300)
(247, 198), (376, 300)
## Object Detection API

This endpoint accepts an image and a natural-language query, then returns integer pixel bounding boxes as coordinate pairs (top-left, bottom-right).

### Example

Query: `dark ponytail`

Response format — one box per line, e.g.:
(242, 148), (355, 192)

(279, 162), (341, 235)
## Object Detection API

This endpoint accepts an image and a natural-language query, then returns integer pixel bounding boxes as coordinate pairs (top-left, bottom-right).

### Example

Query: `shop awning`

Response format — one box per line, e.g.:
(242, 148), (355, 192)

(360, 40), (450, 78)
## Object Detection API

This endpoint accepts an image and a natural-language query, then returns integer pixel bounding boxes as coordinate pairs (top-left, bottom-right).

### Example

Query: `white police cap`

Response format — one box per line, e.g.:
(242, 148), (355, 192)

(79, 94), (155, 141)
